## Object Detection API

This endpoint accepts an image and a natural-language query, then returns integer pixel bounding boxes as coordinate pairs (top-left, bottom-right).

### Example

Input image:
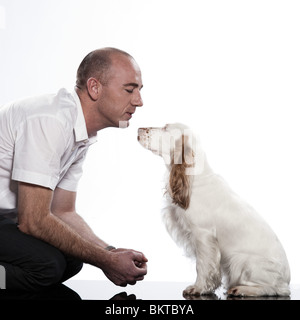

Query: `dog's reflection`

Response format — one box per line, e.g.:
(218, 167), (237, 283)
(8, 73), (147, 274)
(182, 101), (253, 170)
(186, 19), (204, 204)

(183, 292), (220, 300)
(227, 295), (290, 301)
(183, 292), (291, 301)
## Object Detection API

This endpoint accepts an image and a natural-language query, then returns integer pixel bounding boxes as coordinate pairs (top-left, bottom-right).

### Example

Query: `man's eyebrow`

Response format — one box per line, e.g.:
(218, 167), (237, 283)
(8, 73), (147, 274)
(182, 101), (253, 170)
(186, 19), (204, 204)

(123, 83), (143, 89)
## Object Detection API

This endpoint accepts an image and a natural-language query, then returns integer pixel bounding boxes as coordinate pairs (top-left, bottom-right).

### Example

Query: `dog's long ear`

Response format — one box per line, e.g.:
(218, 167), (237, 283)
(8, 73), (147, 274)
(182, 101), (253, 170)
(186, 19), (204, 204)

(169, 135), (193, 210)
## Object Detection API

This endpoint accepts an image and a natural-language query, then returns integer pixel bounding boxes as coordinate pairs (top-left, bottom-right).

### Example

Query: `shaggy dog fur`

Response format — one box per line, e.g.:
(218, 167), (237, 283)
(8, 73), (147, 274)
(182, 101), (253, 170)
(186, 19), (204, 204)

(138, 123), (290, 297)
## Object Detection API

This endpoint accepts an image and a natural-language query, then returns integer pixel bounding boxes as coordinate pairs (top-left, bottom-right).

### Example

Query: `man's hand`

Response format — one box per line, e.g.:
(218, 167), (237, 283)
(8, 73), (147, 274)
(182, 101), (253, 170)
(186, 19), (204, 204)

(102, 248), (148, 287)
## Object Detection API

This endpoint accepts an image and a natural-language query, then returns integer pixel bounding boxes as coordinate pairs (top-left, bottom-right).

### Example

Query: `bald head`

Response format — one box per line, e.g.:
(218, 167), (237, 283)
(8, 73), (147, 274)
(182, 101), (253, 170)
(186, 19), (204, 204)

(76, 47), (134, 90)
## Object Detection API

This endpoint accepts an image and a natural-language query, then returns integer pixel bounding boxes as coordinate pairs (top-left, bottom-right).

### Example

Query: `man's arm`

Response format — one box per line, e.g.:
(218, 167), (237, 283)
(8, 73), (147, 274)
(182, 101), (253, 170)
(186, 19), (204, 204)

(50, 187), (109, 249)
(17, 182), (147, 286)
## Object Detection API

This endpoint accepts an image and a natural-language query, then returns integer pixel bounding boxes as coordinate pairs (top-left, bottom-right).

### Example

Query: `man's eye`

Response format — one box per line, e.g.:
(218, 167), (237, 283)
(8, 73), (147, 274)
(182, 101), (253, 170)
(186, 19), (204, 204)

(125, 89), (133, 93)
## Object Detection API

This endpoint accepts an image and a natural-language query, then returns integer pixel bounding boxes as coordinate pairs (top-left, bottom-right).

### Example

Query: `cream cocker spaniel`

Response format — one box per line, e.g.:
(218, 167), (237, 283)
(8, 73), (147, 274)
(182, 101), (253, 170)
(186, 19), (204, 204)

(138, 123), (290, 297)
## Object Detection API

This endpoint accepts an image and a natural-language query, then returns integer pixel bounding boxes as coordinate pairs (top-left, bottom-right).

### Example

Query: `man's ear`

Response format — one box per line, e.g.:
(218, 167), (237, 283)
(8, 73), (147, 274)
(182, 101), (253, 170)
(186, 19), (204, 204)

(86, 77), (102, 101)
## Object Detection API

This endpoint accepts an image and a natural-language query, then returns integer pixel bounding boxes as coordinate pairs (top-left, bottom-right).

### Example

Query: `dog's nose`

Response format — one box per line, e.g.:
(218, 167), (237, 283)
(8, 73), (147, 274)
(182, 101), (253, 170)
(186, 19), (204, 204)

(138, 128), (149, 135)
(138, 128), (143, 136)
(138, 128), (146, 142)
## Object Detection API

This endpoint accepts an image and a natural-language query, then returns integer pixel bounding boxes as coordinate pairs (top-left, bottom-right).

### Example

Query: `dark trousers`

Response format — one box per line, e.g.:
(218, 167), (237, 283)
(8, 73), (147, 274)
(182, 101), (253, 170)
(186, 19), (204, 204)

(0, 216), (83, 291)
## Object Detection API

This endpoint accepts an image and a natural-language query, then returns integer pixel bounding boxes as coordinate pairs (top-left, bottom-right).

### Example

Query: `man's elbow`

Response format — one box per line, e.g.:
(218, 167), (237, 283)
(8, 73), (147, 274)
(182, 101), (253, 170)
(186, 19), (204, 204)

(18, 221), (31, 235)
(18, 220), (36, 236)
(18, 214), (43, 237)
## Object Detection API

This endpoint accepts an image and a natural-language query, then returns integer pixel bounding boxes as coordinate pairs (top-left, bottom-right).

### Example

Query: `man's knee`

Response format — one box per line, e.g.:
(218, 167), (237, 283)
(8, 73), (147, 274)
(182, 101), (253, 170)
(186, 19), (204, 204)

(62, 257), (83, 282)
(5, 253), (82, 291)
(28, 252), (67, 290)
(30, 254), (83, 289)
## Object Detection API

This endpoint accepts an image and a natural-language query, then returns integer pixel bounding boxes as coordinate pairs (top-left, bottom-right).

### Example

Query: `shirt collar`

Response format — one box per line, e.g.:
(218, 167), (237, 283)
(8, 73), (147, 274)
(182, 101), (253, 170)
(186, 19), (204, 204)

(72, 90), (97, 144)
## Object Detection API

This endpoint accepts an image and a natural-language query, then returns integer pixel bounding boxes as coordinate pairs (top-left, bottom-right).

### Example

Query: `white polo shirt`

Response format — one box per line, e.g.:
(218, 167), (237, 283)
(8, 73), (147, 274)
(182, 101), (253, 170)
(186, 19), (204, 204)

(0, 88), (97, 216)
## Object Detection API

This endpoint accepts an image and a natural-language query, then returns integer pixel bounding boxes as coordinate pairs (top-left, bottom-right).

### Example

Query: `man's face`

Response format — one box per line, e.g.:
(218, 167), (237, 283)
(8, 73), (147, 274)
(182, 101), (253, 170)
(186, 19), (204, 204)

(98, 55), (143, 128)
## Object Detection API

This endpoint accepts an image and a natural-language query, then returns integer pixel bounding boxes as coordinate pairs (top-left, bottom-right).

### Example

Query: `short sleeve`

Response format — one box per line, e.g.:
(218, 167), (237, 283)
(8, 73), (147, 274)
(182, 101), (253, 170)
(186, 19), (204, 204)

(12, 116), (68, 190)
(57, 148), (88, 192)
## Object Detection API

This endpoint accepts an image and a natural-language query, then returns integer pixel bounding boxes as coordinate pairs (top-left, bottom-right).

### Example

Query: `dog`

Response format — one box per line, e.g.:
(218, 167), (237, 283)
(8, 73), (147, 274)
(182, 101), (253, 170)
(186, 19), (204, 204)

(137, 123), (290, 297)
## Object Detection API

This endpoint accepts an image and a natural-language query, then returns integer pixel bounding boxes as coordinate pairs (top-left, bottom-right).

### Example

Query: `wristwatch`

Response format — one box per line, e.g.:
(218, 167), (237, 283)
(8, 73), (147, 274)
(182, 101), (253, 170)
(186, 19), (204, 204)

(105, 245), (116, 251)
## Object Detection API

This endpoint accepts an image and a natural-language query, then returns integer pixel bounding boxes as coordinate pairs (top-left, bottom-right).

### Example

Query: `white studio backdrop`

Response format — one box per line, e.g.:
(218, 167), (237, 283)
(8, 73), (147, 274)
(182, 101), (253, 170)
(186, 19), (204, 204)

(0, 0), (299, 284)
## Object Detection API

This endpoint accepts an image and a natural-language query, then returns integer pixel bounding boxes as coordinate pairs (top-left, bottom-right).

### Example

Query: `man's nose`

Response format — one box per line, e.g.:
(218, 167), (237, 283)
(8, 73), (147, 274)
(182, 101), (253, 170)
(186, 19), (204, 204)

(132, 91), (143, 107)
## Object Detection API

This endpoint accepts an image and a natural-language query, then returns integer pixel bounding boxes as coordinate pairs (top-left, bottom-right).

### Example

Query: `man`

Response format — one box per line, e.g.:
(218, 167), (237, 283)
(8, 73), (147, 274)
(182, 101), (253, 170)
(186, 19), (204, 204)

(0, 47), (147, 291)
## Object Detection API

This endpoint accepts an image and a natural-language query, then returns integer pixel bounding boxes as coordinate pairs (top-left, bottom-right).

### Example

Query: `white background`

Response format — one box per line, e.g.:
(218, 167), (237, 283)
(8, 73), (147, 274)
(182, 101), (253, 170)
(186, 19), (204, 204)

(0, 0), (299, 285)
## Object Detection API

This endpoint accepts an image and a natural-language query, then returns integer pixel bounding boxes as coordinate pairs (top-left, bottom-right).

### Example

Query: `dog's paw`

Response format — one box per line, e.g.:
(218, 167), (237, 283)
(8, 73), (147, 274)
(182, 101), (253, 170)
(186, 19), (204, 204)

(183, 285), (201, 297)
(227, 286), (244, 297)
(183, 285), (213, 297)
(227, 286), (259, 297)
(228, 285), (273, 297)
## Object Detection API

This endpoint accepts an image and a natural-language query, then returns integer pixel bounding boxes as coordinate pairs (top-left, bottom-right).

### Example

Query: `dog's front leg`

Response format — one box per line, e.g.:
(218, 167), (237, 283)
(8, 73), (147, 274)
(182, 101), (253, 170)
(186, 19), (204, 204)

(183, 228), (221, 297)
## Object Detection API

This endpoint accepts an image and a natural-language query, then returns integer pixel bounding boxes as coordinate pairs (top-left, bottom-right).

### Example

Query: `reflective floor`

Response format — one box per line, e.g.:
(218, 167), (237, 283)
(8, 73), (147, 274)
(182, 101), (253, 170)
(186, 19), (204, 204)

(0, 280), (299, 300)
(65, 280), (300, 300)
